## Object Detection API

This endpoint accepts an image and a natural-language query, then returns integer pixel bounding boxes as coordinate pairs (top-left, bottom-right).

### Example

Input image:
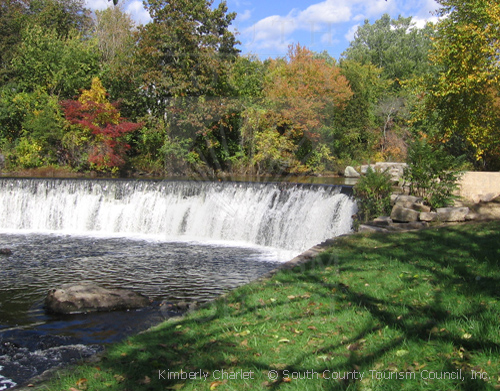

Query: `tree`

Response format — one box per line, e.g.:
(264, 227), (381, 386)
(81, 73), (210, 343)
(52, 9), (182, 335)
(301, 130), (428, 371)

(343, 14), (434, 87)
(1, 0), (92, 85)
(413, 0), (500, 169)
(0, 0), (26, 82)
(25, 0), (92, 37)
(61, 77), (142, 172)
(94, 5), (135, 65)
(262, 44), (352, 172)
(0, 87), (65, 168)
(11, 24), (99, 98)
(265, 44), (352, 142)
(333, 60), (388, 162)
(93, 5), (141, 119)
(136, 0), (239, 116)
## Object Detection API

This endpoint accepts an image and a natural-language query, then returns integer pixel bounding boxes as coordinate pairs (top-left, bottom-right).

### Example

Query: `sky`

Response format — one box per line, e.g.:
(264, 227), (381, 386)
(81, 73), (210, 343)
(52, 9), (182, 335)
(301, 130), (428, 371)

(85, 0), (440, 60)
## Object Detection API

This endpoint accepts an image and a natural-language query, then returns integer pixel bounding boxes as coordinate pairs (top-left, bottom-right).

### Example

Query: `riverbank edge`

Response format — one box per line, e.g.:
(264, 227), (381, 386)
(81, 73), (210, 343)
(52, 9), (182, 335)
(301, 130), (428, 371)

(12, 216), (441, 391)
(10, 235), (348, 390)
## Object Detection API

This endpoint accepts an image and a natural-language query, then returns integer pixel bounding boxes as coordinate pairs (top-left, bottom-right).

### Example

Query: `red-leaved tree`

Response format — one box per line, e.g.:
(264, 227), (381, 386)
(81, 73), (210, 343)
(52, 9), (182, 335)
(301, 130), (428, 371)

(61, 78), (142, 172)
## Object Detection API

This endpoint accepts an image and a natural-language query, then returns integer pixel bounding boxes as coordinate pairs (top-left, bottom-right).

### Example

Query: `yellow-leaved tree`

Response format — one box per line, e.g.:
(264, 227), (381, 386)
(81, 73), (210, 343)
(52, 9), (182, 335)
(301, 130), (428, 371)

(413, 0), (500, 169)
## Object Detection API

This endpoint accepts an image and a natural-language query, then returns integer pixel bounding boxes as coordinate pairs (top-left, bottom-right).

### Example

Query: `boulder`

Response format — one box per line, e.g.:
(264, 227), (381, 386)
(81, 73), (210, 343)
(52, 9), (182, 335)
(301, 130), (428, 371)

(390, 205), (420, 223)
(466, 202), (500, 221)
(490, 195), (500, 204)
(393, 195), (424, 205)
(419, 211), (439, 222)
(398, 201), (431, 213)
(45, 283), (150, 314)
(371, 216), (392, 226)
(436, 207), (470, 222)
(344, 166), (361, 178)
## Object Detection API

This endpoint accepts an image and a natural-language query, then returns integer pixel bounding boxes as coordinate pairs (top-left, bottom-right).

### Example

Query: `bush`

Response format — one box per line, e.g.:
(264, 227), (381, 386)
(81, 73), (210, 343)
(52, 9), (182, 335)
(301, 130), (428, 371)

(403, 138), (464, 209)
(353, 167), (393, 223)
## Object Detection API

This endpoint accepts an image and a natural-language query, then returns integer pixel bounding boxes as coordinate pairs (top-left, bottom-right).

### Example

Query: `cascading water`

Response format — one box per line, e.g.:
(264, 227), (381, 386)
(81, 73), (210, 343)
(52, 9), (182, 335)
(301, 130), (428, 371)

(0, 178), (355, 253)
(0, 178), (356, 389)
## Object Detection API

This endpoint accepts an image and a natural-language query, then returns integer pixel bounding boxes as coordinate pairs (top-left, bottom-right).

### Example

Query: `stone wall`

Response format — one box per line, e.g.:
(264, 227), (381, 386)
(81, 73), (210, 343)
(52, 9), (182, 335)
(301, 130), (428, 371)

(457, 171), (500, 203)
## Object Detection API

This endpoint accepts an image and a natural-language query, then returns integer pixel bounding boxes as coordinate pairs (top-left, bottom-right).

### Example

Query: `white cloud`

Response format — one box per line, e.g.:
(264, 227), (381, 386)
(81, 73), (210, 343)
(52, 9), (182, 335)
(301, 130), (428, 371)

(238, 9), (252, 22)
(362, 0), (393, 17)
(125, 0), (151, 25)
(244, 14), (296, 45)
(353, 13), (366, 22)
(86, 0), (151, 25)
(297, 0), (352, 25)
(85, 0), (109, 11)
(344, 23), (359, 42)
(243, 0), (359, 53)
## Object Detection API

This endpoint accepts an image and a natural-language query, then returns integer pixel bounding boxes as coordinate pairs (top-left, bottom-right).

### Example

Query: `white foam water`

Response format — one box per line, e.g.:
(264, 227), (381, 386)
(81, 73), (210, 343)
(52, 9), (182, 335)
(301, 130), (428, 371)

(0, 179), (355, 253)
(0, 367), (16, 391)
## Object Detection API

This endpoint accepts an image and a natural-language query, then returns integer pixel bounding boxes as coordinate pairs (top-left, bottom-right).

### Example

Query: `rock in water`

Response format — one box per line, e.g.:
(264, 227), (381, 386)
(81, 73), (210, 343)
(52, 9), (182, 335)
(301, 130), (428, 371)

(45, 283), (150, 314)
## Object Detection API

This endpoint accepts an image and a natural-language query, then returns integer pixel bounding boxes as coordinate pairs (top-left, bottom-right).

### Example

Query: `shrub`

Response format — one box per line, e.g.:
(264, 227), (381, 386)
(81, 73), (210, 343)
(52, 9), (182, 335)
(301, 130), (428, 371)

(353, 167), (393, 223)
(403, 138), (464, 209)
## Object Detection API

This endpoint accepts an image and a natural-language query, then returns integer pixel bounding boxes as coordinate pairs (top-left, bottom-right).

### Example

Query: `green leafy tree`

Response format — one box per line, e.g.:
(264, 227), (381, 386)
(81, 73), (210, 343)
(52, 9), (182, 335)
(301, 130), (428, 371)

(343, 14), (434, 87)
(136, 0), (239, 115)
(0, 88), (65, 168)
(1, 0), (92, 84)
(130, 0), (240, 174)
(0, 0), (26, 82)
(11, 24), (99, 98)
(333, 60), (389, 163)
(229, 55), (266, 101)
(25, 0), (92, 37)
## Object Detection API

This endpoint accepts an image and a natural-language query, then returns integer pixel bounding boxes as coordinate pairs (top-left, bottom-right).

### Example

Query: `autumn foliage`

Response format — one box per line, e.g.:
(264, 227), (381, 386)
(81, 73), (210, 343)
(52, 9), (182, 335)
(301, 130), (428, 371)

(265, 44), (352, 141)
(60, 78), (142, 172)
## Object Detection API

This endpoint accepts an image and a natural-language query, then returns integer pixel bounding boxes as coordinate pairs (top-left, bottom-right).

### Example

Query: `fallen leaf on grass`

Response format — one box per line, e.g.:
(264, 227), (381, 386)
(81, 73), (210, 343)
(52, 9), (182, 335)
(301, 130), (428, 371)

(347, 343), (361, 351)
(76, 378), (87, 387)
(210, 380), (227, 390)
(113, 374), (126, 383)
(278, 338), (290, 343)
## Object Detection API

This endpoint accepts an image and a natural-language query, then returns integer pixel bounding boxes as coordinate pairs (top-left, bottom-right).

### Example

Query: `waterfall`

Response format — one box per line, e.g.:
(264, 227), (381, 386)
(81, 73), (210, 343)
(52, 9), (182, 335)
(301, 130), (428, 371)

(0, 178), (356, 252)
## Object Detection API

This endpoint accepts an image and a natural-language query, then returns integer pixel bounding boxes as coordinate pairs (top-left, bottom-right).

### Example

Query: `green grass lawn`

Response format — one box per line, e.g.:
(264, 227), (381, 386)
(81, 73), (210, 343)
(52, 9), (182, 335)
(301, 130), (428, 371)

(40, 221), (500, 390)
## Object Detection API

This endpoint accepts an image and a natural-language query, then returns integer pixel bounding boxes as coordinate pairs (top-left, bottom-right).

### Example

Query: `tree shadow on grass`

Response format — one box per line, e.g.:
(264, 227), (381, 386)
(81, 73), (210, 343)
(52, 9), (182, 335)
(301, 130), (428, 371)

(60, 221), (500, 391)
